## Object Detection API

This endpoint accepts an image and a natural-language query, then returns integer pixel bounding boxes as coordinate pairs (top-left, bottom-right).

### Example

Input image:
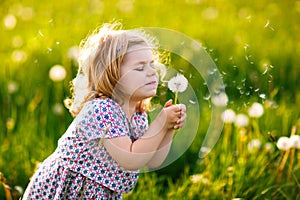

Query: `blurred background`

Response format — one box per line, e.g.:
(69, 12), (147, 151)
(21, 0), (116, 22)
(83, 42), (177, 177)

(1, 0), (300, 199)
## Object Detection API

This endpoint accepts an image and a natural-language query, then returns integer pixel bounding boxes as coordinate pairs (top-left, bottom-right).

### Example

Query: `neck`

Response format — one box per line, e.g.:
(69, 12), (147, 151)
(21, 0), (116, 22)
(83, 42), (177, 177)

(121, 99), (138, 120)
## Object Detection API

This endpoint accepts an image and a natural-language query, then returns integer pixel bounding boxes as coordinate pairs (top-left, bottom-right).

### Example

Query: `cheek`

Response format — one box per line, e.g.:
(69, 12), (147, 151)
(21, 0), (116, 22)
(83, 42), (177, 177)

(118, 74), (142, 93)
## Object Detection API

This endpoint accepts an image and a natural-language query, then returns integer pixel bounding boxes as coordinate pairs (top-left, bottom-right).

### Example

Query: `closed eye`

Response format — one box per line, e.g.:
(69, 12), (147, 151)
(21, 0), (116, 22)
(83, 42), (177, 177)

(135, 64), (146, 71)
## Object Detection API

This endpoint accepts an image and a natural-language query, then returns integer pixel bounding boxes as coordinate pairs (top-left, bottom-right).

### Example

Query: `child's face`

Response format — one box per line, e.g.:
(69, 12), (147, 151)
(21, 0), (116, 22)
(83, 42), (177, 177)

(119, 44), (158, 102)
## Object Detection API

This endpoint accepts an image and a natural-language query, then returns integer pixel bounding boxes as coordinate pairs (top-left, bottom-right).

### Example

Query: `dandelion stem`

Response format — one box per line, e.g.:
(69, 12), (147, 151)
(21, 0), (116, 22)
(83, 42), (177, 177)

(174, 91), (178, 104)
(288, 148), (295, 181)
(278, 150), (291, 183)
(288, 126), (296, 180)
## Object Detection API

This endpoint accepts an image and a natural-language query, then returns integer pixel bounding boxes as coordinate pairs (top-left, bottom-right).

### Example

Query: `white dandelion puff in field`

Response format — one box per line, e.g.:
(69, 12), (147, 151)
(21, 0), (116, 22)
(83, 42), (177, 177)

(49, 65), (67, 82)
(168, 73), (188, 104)
(190, 174), (209, 184)
(221, 109), (236, 123)
(4, 14), (17, 29)
(67, 46), (80, 61)
(276, 137), (291, 151)
(211, 92), (228, 106)
(264, 142), (275, 153)
(248, 102), (264, 118)
(247, 139), (262, 151)
(52, 103), (64, 115)
(234, 114), (249, 128)
(12, 50), (27, 63)
(7, 81), (19, 94)
(289, 135), (300, 149)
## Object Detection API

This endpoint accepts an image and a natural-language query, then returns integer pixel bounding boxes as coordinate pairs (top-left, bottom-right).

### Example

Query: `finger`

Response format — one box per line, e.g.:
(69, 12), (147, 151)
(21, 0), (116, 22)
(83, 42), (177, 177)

(176, 113), (186, 124)
(164, 99), (173, 108)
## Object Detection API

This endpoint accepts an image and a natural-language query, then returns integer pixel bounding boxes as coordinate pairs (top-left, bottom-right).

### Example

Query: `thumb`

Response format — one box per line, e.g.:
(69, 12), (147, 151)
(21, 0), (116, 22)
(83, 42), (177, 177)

(164, 99), (173, 108)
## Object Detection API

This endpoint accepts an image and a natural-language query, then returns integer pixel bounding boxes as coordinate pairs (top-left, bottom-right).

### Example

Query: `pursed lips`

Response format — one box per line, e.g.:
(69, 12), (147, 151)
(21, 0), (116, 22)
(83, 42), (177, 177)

(145, 81), (158, 85)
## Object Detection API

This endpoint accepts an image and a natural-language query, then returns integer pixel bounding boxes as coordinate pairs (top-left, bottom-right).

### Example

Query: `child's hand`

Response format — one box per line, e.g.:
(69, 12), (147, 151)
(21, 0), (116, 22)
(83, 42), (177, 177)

(160, 99), (186, 130)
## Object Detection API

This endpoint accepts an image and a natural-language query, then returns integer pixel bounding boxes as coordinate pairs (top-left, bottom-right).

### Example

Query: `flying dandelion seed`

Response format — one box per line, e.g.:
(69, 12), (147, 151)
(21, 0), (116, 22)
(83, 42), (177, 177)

(264, 20), (270, 28)
(203, 93), (211, 101)
(264, 20), (275, 31)
(244, 43), (249, 51)
(259, 94), (266, 99)
(38, 30), (44, 37)
(47, 48), (53, 53)
(189, 99), (197, 105)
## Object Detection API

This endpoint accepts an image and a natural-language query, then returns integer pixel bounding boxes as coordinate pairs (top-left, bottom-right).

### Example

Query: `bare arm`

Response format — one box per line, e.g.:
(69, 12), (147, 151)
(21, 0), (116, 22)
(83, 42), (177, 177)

(146, 103), (186, 169)
(103, 101), (186, 170)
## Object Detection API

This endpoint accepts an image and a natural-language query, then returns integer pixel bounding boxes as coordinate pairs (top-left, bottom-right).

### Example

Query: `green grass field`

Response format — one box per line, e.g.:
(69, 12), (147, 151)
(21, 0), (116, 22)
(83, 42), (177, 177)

(1, 0), (300, 199)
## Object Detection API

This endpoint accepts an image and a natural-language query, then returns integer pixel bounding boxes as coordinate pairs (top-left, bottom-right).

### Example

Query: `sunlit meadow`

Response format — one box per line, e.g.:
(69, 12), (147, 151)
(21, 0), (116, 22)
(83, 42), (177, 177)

(1, 0), (300, 199)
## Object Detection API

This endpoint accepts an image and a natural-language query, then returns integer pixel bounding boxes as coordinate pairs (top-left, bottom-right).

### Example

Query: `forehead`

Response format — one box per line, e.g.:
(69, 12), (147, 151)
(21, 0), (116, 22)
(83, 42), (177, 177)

(122, 45), (153, 66)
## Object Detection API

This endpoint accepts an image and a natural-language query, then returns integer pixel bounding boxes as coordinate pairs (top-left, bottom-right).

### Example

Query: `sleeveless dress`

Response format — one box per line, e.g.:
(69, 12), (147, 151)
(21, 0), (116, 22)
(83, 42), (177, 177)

(22, 98), (148, 199)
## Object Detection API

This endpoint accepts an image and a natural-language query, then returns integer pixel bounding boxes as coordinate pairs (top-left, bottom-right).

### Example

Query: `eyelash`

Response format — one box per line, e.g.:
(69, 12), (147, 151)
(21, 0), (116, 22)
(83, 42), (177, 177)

(135, 63), (155, 71)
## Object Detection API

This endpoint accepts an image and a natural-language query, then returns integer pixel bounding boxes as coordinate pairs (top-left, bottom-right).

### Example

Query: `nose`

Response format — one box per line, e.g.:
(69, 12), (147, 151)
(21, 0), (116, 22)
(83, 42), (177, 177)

(146, 65), (157, 77)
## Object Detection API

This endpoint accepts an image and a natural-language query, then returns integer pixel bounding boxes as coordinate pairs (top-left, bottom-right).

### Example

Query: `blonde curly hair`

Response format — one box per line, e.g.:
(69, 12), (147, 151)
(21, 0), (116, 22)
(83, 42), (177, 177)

(65, 22), (159, 116)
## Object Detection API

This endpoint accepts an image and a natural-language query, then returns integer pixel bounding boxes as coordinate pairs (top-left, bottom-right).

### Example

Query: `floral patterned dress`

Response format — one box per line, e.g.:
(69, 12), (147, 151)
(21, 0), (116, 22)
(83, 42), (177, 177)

(22, 98), (148, 200)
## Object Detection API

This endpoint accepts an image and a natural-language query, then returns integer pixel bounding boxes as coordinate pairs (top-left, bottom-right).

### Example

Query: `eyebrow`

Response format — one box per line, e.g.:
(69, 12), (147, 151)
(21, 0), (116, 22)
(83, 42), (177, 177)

(133, 60), (155, 65)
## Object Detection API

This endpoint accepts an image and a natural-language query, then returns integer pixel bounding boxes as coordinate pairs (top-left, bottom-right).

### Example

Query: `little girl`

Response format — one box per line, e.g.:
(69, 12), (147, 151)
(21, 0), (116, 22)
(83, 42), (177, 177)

(22, 22), (186, 199)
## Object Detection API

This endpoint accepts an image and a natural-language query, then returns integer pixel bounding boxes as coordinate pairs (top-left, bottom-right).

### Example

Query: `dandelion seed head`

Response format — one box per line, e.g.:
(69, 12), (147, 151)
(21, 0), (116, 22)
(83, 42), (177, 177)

(168, 74), (188, 93)
(52, 103), (64, 115)
(248, 102), (264, 118)
(234, 114), (249, 127)
(247, 139), (262, 151)
(290, 135), (300, 149)
(7, 81), (19, 94)
(49, 65), (67, 82)
(190, 174), (203, 184)
(4, 14), (17, 30)
(67, 46), (80, 60)
(12, 36), (23, 47)
(264, 142), (275, 153)
(211, 92), (228, 106)
(221, 109), (236, 123)
(11, 50), (27, 63)
(276, 136), (291, 151)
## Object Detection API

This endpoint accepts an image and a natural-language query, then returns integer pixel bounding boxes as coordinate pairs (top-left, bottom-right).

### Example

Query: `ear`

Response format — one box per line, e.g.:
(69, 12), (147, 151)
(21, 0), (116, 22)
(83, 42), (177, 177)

(164, 99), (173, 108)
